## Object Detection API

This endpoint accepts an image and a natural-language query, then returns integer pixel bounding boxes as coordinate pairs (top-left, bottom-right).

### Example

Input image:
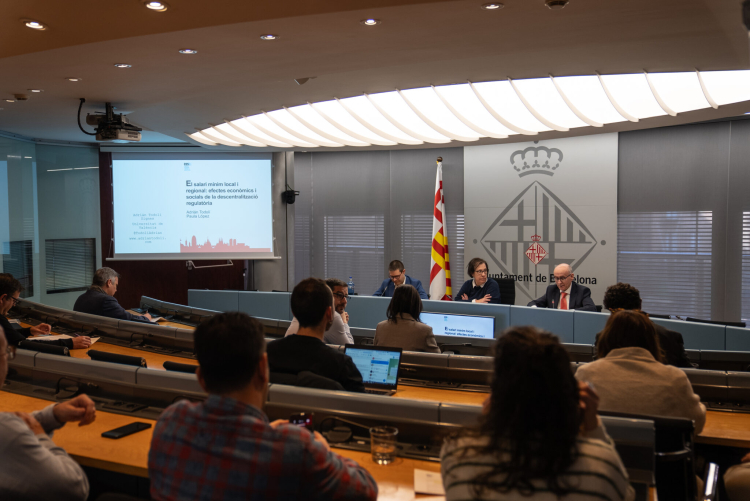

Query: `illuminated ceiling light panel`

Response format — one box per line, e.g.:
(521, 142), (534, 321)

(647, 72), (709, 113)
(599, 74), (666, 119)
(434, 84), (515, 138)
(512, 78), (588, 130)
(367, 92), (452, 143)
(399, 88), (480, 141)
(553, 75), (626, 125)
(311, 100), (396, 146)
(286, 105), (370, 147)
(700, 70), (750, 106)
(190, 71), (750, 148)
(266, 109), (343, 147)
(339, 96), (423, 144)
(472, 81), (551, 133)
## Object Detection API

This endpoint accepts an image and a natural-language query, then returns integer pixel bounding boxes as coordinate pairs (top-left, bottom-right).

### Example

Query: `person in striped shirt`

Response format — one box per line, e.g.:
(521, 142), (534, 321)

(441, 326), (635, 501)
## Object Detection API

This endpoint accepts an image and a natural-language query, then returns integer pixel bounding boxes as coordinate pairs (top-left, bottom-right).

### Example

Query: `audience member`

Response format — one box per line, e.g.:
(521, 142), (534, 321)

(600, 282), (693, 367)
(0, 327), (95, 500)
(73, 267), (152, 323)
(267, 278), (365, 392)
(441, 326), (634, 500)
(724, 453), (750, 501)
(454, 258), (501, 304)
(576, 310), (705, 432)
(149, 312), (377, 500)
(527, 264), (596, 311)
(374, 285), (440, 353)
(373, 260), (428, 299)
(285, 278), (353, 345)
(0, 274), (91, 349)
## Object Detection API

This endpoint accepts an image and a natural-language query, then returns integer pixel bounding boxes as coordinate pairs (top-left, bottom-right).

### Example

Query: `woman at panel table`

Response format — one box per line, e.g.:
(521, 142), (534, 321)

(441, 326), (634, 501)
(453, 258), (501, 304)
(373, 285), (440, 353)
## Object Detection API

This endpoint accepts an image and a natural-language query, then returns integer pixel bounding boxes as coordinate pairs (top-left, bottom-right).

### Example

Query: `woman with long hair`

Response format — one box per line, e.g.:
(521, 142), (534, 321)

(373, 284), (440, 353)
(441, 326), (634, 500)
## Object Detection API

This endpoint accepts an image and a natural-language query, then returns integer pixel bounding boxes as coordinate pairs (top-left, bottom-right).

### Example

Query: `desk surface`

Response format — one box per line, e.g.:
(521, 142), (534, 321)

(0, 391), (442, 499)
(697, 411), (750, 449)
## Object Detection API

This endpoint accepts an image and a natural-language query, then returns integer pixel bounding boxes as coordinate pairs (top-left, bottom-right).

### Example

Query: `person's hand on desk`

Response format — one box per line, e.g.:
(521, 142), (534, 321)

(53, 394), (96, 427)
(29, 323), (52, 336)
(741, 451), (750, 463)
(473, 295), (492, 304)
(143, 312), (152, 321)
(71, 337), (92, 349)
(14, 412), (44, 435)
(270, 419), (331, 452)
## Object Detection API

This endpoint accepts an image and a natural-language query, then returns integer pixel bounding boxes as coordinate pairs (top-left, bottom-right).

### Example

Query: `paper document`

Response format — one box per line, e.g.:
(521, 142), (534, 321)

(150, 316), (163, 323)
(414, 469), (445, 496)
(30, 335), (100, 346)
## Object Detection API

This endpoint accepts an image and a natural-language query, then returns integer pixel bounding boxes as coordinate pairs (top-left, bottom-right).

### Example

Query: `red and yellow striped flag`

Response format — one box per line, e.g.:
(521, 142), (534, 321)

(429, 157), (452, 300)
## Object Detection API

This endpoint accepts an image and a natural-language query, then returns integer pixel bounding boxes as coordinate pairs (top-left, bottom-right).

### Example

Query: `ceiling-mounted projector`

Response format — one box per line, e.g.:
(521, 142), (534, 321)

(78, 98), (142, 142)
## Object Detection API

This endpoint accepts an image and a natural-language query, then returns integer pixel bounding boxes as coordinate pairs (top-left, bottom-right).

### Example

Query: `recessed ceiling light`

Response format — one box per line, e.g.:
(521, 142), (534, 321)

(5, 100), (14, 103)
(481, 3), (504, 9)
(24, 156), (32, 159)
(67, 77), (82, 82)
(179, 49), (198, 54)
(260, 34), (279, 41)
(28, 89), (43, 93)
(545, 0), (569, 9)
(145, 1), (168, 11)
(23, 20), (47, 30)
(360, 19), (381, 26)
(114, 63), (132, 68)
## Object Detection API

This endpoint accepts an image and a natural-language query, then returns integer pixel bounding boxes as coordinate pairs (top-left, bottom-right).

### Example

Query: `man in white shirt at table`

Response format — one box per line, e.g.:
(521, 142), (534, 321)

(285, 278), (354, 345)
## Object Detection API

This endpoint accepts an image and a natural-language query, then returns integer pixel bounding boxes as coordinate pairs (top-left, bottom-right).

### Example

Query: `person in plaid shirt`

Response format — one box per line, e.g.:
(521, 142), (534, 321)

(148, 311), (377, 501)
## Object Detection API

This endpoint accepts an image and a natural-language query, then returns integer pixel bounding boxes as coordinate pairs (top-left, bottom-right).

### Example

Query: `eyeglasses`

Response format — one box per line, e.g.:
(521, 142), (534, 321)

(11, 297), (20, 306)
(474, 269), (488, 275)
(553, 274), (572, 282)
(389, 272), (403, 280)
(332, 292), (349, 301)
(6, 345), (16, 360)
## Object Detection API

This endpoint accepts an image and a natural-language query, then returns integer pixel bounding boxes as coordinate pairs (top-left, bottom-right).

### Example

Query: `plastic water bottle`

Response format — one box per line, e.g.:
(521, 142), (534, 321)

(348, 277), (355, 295)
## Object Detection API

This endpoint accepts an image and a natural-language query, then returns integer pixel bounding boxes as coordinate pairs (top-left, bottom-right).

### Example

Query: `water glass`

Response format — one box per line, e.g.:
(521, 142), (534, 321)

(370, 426), (398, 465)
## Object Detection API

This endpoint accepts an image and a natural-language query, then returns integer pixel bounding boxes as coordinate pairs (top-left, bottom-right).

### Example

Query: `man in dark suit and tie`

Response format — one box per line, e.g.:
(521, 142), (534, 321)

(527, 263), (596, 312)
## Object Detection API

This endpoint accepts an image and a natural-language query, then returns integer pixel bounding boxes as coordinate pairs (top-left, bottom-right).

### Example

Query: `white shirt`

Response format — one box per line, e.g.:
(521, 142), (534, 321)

(284, 311), (354, 345)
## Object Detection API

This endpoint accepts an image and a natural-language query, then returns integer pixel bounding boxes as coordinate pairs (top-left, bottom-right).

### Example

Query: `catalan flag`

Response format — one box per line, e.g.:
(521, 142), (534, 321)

(429, 157), (452, 300)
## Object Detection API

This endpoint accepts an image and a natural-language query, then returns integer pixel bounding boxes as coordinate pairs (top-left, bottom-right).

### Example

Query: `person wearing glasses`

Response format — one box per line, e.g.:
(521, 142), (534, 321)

(373, 260), (428, 299)
(0, 274), (92, 350)
(0, 327), (97, 500)
(285, 278), (353, 345)
(454, 258), (501, 304)
(527, 264), (596, 311)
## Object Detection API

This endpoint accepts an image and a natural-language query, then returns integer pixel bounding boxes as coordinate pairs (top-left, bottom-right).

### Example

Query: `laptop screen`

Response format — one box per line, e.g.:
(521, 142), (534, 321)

(420, 312), (495, 340)
(344, 346), (402, 388)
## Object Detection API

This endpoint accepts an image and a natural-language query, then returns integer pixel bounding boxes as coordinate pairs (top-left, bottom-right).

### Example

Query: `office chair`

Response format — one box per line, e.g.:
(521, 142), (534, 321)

(492, 277), (515, 305)
(270, 371), (345, 391)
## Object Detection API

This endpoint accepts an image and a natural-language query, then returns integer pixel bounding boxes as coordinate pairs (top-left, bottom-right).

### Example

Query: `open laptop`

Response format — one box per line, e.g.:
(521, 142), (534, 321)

(419, 312), (495, 341)
(344, 345), (403, 396)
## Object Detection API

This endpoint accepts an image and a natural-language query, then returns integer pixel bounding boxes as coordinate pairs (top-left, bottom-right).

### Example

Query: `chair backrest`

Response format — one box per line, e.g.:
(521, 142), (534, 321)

(270, 371), (345, 391)
(493, 277), (516, 305)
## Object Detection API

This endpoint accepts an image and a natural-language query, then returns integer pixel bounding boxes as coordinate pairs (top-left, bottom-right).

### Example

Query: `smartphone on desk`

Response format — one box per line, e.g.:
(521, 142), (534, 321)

(102, 422), (152, 439)
(290, 412), (314, 432)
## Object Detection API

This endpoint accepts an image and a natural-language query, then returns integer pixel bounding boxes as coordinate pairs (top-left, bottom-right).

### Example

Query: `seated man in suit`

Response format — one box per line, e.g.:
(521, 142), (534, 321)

(73, 268), (152, 323)
(527, 263), (596, 312)
(285, 278), (353, 345)
(267, 278), (365, 392)
(599, 282), (694, 368)
(373, 259), (428, 299)
(0, 274), (91, 350)
(149, 312), (377, 500)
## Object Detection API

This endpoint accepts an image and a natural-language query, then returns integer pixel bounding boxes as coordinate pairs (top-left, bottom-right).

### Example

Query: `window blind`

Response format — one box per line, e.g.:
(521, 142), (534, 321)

(2, 240), (33, 298)
(324, 215), (384, 295)
(617, 211), (712, 318)
(45, 238), (96, 294)
(743, 212), (750, 322)
(295, 214), (311, 282)
(400, 213), (433, 285)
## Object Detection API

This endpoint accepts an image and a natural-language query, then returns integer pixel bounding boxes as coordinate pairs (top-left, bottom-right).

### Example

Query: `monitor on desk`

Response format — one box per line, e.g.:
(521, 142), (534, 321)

(420, 312), (495, 342)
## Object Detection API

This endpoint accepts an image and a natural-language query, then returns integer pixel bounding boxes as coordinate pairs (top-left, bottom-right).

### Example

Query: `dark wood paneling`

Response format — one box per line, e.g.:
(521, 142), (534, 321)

(98, 152), (246, 309)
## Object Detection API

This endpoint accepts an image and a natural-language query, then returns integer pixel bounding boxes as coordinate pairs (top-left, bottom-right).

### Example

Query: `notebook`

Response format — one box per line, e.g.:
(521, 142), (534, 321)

(344, 345), (403, 396)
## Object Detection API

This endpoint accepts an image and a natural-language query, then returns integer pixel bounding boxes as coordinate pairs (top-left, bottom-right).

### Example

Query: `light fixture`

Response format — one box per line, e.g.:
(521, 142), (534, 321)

(481, 3), (504, 9)
(23, 20), (47, 30)
(28, 89), (43, 93)
(24, 156), (32, 159)
(259, 34), (279, 40)
(545, 0), (569, 9)
(5, 100), (14, 103)
(145, 1), (168, 11)
(192, 70), (750, 147)
(179, 49), (198, 54)
(114, 63), (132, 68)
(67, 77), (82, 82)
(360, 19), (381, 25)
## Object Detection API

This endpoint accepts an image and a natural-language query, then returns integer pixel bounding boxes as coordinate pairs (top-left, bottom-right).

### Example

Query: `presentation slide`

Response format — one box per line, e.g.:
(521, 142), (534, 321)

(420, 312), (495, 340)
(112, 157), (273, 259)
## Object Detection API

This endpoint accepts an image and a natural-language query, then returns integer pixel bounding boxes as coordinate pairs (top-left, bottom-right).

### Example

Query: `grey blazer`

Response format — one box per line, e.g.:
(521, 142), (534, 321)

(373, 313), (440, 353)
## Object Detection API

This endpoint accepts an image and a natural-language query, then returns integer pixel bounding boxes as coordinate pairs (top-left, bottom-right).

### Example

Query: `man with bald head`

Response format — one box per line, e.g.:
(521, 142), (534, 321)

(527, 264), (596, 312)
